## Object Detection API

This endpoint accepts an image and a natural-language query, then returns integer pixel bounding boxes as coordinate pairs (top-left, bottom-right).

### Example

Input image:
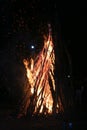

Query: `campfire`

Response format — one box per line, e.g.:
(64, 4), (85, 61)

(18, 24), (64, 118)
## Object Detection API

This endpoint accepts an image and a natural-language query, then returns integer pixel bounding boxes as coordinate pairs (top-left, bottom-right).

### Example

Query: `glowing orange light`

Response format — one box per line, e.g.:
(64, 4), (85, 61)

(18, 24), (63, 118)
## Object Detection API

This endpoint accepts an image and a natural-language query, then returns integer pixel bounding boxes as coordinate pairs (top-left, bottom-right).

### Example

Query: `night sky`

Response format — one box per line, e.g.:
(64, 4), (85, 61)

(0, 0), (87, 85)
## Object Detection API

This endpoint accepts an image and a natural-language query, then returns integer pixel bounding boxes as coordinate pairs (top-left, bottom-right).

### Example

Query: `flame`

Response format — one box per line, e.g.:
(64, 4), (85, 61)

(18, 25), (63, 118)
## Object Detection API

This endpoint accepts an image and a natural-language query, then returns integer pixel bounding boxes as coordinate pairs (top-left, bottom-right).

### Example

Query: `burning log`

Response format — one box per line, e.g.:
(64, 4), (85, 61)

(17, 24), (64, 118)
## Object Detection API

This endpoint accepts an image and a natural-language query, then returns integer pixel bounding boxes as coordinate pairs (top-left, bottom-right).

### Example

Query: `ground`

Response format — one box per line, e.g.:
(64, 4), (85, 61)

(0, 102), (87, 130)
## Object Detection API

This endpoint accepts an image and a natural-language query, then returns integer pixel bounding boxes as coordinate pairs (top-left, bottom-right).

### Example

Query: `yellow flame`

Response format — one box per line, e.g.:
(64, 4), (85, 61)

(25, 36), (54, 114)
(18, 32), (63, 117)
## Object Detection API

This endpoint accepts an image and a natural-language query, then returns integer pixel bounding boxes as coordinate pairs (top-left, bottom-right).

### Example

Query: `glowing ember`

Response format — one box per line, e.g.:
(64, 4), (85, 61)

(18, 24), (63, 118)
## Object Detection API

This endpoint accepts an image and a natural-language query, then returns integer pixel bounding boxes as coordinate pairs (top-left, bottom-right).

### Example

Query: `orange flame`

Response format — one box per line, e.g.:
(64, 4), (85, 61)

(17, 25), (63, 118)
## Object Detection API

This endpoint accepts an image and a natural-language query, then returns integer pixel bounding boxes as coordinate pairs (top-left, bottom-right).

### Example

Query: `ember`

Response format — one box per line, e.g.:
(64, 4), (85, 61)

(18, 24), (63, 118)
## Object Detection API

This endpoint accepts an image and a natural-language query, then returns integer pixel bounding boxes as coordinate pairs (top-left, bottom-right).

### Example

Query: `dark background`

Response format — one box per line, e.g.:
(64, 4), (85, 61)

(0, 0), (87, 102)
